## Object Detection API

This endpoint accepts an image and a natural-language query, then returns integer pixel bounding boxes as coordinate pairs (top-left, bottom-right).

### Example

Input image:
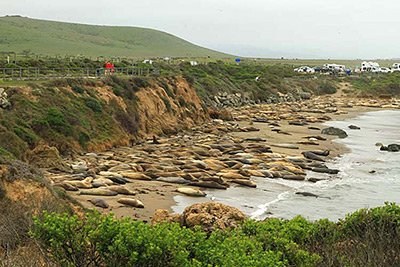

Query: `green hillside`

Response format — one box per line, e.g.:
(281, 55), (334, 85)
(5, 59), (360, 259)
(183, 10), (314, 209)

(0, 16), (229, 58)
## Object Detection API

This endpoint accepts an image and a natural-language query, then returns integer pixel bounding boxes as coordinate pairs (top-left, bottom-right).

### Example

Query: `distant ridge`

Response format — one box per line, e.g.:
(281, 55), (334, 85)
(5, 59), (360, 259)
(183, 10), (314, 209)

(0, 16), (229, 58)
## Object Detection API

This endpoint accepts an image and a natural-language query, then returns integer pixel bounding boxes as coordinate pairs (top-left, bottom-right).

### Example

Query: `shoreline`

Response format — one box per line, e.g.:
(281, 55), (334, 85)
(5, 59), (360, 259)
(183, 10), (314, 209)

(50, 97), (399, 223)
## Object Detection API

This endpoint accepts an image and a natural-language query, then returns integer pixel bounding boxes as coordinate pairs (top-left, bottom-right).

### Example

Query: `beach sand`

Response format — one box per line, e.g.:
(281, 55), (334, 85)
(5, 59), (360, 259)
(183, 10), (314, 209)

(64, 103), (387, 222)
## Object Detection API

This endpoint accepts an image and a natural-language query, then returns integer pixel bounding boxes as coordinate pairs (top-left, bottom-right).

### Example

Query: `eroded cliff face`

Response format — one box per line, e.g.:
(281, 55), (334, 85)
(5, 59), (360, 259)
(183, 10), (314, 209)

(0, 76), (209, 159)
(134, 77), (208, 135)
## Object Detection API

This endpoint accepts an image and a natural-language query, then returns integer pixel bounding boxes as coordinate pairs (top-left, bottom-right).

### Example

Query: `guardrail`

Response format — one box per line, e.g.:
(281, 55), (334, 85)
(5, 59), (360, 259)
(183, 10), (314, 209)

(0, 67), (159, 80)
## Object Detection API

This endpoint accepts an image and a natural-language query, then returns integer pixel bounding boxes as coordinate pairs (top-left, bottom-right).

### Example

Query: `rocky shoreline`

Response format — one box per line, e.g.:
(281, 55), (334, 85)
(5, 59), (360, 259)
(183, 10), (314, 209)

(42, 96), (400, 222)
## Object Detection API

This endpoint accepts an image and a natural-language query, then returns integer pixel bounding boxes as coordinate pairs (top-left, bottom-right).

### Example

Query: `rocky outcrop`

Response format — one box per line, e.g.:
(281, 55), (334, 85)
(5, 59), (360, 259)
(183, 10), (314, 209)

(321, 127), (348, 138)
(151, 202), (246, 232)
(0, 88), (11, 109)
(210, 92), (306, 109)
(380, 144), (400, 152)
(25, 145), (70, 171)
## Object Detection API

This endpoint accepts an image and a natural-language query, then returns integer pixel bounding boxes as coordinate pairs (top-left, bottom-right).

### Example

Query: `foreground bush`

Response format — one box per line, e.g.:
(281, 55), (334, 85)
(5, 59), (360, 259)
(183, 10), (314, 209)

(32, 203), (400, 266)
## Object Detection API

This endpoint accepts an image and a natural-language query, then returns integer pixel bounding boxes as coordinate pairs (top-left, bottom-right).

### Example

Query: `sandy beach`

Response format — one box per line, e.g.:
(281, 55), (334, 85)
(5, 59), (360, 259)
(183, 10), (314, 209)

(48, 97), (399, 223)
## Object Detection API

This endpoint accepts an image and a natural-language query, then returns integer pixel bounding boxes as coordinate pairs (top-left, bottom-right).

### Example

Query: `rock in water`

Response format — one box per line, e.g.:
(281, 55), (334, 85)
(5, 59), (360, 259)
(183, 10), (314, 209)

(117, 198), (144, 208)
(321, 127), (348, 138)
(348, 125), (361, 130)
(295, 192), (319, 198)
(381, 144), (400, 152)
(388, 144), (400, 152)
(177, 187), (206, 197)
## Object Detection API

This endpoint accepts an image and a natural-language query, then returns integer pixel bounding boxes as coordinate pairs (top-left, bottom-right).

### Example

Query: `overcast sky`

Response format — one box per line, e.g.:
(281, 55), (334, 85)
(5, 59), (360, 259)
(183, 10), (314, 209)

(2, 0), (399, 59)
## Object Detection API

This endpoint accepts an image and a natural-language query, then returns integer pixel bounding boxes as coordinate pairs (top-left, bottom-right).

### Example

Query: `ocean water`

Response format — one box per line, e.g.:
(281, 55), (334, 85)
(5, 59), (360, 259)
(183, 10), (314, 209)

(172, 110), (400, 221)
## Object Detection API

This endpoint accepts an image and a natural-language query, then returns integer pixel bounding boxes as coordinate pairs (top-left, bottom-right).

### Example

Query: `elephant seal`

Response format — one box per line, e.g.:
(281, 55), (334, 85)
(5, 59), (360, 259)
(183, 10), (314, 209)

(302, 152), (325, 162)
(309, 150), (330, 156)
(311, 167), (339, 174)
(231, 179), (257, 188)
(156, 177), (190, 184)
(88, 198), (109, 208)
(282, 175), (305, 181)
(54, 182), (79, 191)
(107, 185), (136, 195)
(295, 192), (319, 198)
(189, 181), (228, 190)
(177, 187), (206, 197)
(79, 188), (118, 196)
(117, 198), (144, 208)
(65, 177), (93, 189)
(120, 172), (152, 180)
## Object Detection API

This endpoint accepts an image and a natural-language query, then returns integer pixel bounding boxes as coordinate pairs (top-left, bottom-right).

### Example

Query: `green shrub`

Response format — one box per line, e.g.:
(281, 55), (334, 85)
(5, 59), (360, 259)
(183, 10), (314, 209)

(83, 97), (103, 113)
(44, 108), (73, 136)
(318, 82), (337, 95)
(160, 96), (172, 112)
(178, 96), (186, 107)
(77, 131), (90, 147)
(72, 86), (85, 94)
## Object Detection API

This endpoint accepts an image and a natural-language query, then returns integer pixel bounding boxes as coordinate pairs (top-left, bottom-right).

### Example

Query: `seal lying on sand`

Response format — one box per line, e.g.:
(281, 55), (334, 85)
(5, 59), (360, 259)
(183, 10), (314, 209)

(302, 151), (325, 162)
(88, 198), (109, 208)
(309, 150), (330, 156)
(177, 187), (206, 197)
(65, 177), (93, 189)
(117, 198), (144, 208)
(107, 185), (136, 195)
(79, 188), (118, 196)
(54, 182), (79, 191)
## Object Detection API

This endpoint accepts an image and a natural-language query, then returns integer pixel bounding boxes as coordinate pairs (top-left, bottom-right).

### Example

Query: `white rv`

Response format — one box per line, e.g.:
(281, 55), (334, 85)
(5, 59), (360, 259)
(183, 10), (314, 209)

(361, 61), (380, 72)
(323, 64), (345, 72)
(392, 63), (400, 72)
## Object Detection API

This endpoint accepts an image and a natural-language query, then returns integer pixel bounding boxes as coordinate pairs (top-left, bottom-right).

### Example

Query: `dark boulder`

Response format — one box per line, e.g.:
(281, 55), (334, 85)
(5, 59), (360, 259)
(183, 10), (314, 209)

(321, 127), (348, 138)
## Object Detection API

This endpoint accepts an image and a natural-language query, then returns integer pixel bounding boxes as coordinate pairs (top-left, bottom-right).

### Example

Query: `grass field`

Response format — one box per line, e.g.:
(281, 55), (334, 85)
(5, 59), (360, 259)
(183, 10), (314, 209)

(0, 16), (229, 59)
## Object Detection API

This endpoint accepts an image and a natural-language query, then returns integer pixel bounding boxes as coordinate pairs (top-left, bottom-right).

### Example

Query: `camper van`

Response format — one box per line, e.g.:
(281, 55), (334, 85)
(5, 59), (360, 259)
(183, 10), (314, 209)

(392, 63), (400, 72)
(323, 64), (345, 72)
(361, 61), (380, 72)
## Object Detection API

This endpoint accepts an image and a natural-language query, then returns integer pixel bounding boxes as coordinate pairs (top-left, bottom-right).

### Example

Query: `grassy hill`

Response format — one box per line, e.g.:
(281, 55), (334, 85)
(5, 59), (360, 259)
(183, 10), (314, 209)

(0, 16), (229, 58)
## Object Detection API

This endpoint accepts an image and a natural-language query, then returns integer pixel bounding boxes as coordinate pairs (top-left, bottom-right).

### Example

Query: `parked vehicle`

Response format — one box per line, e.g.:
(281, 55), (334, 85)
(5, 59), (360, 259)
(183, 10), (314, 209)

(392, 63), (400, 72)
(361, 61), (379, 72)
(379, 67), (392, 73)
(294, 66), (315, 73)
(323, 64), (346, 72)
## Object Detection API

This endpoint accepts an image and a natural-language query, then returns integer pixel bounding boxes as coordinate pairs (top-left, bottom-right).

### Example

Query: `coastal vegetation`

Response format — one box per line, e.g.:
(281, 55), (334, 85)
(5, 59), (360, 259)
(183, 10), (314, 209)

(31, 203), (400, 266)
(0, 16), (227, 58)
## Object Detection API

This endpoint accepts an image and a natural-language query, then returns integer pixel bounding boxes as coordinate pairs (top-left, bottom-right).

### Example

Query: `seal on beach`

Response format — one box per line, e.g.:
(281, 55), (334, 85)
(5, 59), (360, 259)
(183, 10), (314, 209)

(309, 150), (330, 156)
(107, 185), (136, 195)
(302, 151), (325, 162)
(311, 167), (339, 174)
(65, 177), (93, 189)
(231, 179), (257, 188)
(177, 187), (206, 197)
(88, 198), (109, 208)
(53, 182), (79, 191)
(117, 198), (144, 208)
(79, 188), (118, 196)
